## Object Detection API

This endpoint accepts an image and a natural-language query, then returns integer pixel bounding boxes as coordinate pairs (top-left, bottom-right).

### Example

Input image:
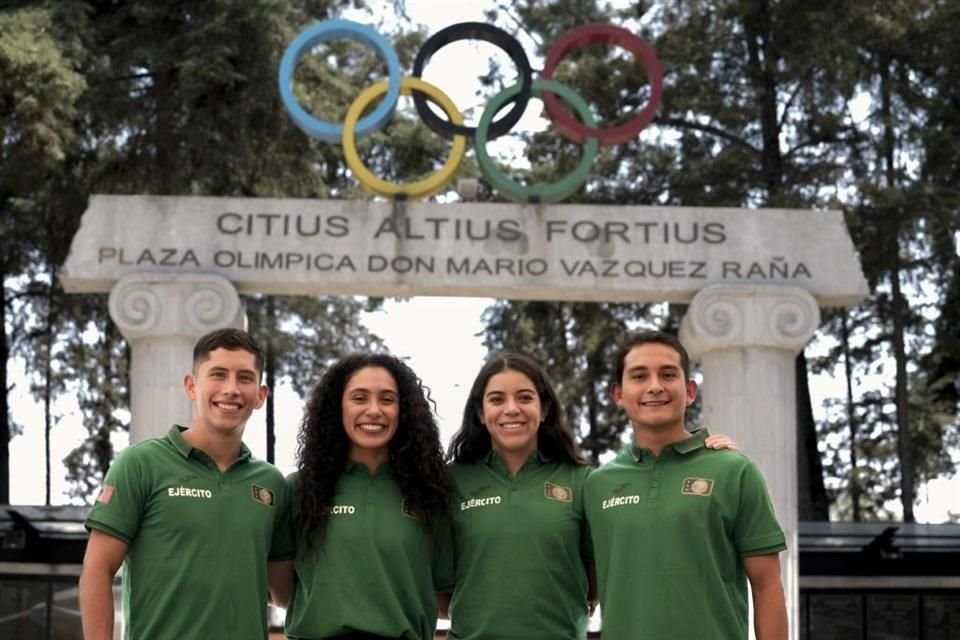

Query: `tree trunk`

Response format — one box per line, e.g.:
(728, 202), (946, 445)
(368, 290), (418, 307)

(152, 66), (179, 194)
(44, 270), (56, 505)
(796, 351), (830, 520)
(0, 264), (10, 504)
(891, 249), (915, 521)
(879, 60), (915, 522)
(841, 314), (862, 521)
(266, 297), (276, 464)
(585, 357), (601, 465)
(744, 0), (826, 518)
(745, 0), (785, 201)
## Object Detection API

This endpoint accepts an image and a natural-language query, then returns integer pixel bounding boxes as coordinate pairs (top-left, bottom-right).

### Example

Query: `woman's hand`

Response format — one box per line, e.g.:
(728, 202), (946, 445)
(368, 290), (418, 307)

(705, 434), (738, 451)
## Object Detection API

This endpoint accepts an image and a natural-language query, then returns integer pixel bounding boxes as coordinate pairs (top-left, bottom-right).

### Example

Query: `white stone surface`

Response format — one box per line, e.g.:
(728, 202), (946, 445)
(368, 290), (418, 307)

(108, 273), (245, 442)
(62, 195), (869, 306)
(680, 284), (821, 640)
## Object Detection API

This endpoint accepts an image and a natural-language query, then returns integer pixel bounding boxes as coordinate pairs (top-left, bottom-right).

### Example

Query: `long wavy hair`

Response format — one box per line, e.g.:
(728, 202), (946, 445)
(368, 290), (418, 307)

(447, 352), (587, 465)
(295, 353), (451, 547)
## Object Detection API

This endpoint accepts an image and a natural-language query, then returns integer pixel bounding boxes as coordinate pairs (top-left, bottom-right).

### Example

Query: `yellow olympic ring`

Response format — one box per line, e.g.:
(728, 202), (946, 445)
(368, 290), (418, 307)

(343, 77), (467, 200)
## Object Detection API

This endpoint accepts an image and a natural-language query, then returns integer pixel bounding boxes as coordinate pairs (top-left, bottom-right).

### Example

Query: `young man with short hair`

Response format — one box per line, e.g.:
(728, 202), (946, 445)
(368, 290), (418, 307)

(584, 330), (788, 640)
(79, 328), (293, 639)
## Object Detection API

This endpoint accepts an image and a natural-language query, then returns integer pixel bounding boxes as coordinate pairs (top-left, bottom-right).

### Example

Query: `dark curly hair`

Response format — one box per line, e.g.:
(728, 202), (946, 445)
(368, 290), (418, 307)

(447, 352), (587, 465)
(295, 353), (451, 547)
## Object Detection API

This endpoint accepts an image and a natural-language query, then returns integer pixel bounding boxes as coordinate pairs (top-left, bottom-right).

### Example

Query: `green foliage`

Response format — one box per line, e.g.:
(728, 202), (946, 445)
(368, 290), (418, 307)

(472, 0), (958, 523)
(1, 3), (91, 502)
(245, 294), (385, 400)
(0, 3), (88, 310)
(0, 5), (86, 175)
(1, 0), (435, 502)
(59, 305), (129, 502)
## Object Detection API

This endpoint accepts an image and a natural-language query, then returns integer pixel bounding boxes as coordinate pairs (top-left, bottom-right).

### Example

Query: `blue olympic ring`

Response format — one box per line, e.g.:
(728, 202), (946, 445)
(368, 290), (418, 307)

(278, 20), (401, 144)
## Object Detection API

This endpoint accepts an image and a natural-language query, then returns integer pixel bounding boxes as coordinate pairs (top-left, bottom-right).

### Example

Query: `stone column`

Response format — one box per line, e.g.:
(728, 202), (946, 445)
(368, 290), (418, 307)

(108, 273), (245, 443)
(679, 283), (820, 640)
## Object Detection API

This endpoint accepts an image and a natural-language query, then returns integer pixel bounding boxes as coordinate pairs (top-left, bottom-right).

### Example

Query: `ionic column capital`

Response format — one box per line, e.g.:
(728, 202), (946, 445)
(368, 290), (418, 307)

(679, 284), (820, 358)
(108, 273), (243, 340)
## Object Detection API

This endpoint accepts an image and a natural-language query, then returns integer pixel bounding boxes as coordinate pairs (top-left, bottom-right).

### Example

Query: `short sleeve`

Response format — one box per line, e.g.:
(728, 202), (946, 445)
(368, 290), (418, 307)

(733, 460), (787, 556)
(84, 446), (149, 544)
(577, 465), (594, 562)
(269, 474), (296, 560)
(432, 517), (456, 592)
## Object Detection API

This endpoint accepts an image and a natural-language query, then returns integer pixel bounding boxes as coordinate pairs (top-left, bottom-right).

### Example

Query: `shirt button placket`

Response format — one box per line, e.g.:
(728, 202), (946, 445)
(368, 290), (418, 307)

(218, 469), (237, 636)
(648, 461), (660, 502)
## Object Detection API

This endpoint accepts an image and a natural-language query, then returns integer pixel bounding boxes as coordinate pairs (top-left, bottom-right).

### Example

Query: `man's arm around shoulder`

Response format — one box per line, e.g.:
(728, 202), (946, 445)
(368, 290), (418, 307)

(79, 529), (127, 640)
(743, 552), (788, 640)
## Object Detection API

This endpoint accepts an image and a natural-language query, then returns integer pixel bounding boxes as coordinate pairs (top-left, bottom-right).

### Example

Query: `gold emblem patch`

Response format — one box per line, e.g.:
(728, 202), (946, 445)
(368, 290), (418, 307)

(251, 484), (274, 506)
(681, 477), (714, 496)
(545, 482), (573, 502)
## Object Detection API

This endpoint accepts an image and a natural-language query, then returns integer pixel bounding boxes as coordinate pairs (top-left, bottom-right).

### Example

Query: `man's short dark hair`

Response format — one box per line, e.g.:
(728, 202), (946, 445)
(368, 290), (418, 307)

(615, 330), (691, 384)
(192, 328), (264, 378)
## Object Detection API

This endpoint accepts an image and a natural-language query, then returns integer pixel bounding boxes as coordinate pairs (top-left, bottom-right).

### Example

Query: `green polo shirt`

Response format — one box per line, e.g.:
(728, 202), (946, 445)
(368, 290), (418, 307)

(84, 425), (294, 640)
(285, 462), (442, 640)
(438, 451), (592, 640)
(584, 428), (785, 640)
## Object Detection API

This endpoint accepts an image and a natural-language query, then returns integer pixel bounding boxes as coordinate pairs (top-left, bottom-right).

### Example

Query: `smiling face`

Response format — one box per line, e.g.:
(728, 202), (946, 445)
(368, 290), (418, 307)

(341, 366), (400, 469)
(482, 368), (543, 462)
(613, 342), (697, 437)
(184, 347), (267, 437)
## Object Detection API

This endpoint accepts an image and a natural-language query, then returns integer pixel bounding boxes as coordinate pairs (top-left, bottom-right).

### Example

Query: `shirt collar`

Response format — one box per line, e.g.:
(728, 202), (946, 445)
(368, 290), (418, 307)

(166, 424), (252, 464)
(168, 425), (193, 458)
(484, 448), (547, 475)
(628, 427), (710, 462)
(344, 459), (391, 476)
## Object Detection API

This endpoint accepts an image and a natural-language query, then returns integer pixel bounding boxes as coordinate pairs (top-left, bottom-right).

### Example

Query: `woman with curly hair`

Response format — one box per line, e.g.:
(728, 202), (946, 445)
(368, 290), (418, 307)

(279, 353), (451, 640)
(435, 352), (733, 640)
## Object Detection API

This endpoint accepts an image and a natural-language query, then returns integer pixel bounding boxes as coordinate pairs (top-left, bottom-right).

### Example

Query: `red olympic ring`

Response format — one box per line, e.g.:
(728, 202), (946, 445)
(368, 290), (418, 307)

(541, 23), (664, 147)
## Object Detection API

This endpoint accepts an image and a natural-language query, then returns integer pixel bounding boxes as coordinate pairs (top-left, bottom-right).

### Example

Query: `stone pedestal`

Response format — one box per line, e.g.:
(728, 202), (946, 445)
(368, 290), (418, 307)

(680, 283), (820, 640)
(108, 273), (245, 443)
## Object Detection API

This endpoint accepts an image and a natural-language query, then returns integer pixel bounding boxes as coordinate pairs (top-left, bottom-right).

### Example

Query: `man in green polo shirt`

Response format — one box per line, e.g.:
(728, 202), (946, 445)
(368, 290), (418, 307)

(79, 328), (294, 640)
(584, 330), (787, 640)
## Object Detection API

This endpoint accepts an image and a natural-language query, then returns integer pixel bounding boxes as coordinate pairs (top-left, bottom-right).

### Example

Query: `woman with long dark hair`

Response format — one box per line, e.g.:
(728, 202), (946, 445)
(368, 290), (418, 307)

(437, 352), (594, 640)
(282, 353), (451, 640)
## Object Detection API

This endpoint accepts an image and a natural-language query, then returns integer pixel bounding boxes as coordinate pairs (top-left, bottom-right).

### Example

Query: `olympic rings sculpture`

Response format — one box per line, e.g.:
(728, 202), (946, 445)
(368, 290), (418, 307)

(278, 20), (663, 203)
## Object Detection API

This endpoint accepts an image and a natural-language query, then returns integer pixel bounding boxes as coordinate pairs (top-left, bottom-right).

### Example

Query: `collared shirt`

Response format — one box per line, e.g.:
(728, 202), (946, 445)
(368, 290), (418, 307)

(285, 462), (443, 640)
(439, 450), (592, 640)
(584, 428), (786, 640)
(86, 425), (293, 640)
